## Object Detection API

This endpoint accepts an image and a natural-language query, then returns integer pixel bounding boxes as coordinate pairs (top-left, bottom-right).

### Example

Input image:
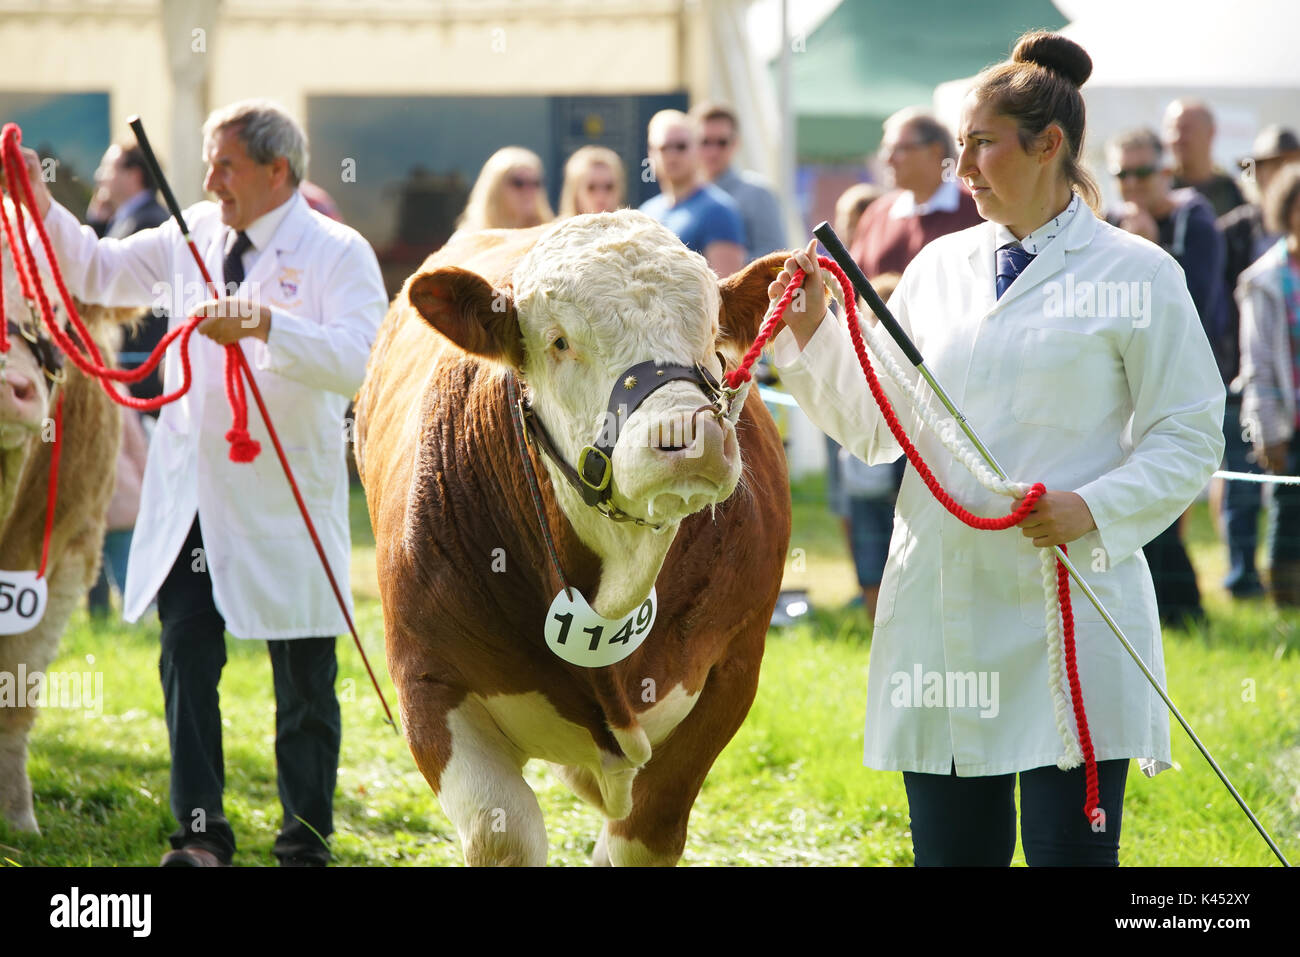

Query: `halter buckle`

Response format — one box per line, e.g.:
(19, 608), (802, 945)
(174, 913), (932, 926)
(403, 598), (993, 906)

(577, 445), (612, 494)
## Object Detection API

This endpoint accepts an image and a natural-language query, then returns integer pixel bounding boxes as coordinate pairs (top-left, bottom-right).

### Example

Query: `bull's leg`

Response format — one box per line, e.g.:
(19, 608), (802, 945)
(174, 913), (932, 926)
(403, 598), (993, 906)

(398, 677), (547, 867)
(600, 642), (763, 867)
(0, 548), (93, 833)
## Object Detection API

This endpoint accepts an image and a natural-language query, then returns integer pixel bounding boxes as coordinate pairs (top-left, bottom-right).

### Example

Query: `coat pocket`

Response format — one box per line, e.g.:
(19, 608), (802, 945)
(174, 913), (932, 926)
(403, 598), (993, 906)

(873, 514), (914, 627)
(1011, 328), (1121, 432)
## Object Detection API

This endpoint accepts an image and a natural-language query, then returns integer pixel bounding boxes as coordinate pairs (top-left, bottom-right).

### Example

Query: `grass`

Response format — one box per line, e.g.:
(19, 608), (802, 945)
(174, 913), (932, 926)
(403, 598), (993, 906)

(2, 479), (1297, 866)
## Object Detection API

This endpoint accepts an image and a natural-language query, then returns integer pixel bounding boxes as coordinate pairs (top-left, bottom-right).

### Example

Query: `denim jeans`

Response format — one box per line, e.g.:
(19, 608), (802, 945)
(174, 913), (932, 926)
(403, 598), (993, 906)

(1267, 437), (1300, 566)
(1222, 398), (1263, 591)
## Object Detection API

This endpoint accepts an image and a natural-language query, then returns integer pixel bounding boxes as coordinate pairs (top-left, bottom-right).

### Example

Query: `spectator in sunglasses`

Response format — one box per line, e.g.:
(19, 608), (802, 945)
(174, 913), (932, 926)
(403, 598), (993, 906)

(455, 146), (554, 235)
(848, 107), (982, 280)
(557, 145), (626, 218)
(1106, 126), (1228, 627)
(689, 102), (787, 262)
(640, 109), (746, 277)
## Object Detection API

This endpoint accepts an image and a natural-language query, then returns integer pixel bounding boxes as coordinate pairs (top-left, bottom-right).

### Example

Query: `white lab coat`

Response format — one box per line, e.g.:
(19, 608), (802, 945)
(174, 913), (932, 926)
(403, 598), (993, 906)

(40, 192), (387, 638)
(774, 203), (1225, 777)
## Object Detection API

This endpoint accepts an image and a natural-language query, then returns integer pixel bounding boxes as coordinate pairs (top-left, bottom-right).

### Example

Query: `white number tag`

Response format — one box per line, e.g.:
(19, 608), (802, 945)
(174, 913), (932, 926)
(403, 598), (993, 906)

(0, 570), (47, 634)
(544, 586), (657, 668)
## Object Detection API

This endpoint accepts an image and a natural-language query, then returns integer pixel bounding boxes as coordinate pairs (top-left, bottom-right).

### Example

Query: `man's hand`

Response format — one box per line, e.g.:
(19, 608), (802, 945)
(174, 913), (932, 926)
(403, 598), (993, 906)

(1014, 489), (1097, 548)
(769, 238), (828, 351)
(192, 299), (271, 345)
(0, 145), (52, 219)
(1256, 441), (1290, 474)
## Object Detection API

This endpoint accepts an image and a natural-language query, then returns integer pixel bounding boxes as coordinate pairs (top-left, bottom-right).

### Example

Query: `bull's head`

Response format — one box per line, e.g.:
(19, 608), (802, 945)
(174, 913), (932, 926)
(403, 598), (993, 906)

(407, 211), (785, 617)
(0, 213), (58, 522)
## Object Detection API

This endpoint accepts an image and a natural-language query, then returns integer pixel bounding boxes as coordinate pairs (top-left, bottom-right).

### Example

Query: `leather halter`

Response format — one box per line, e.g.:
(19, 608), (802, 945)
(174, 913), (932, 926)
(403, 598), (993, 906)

(508, 358), (724, 528)
(3, 316), (64, 385)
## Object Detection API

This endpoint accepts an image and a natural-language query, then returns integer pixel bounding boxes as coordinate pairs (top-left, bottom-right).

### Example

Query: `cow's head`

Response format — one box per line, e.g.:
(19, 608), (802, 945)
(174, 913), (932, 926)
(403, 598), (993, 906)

(408, 211), (786, 533)
(0, 211), (59, 523)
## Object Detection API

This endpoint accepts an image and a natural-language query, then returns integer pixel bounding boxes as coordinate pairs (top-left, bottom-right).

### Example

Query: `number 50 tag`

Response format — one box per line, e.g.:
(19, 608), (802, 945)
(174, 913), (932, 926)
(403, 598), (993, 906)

(544, 587), (657, 668)
(0, 570), (47, 634)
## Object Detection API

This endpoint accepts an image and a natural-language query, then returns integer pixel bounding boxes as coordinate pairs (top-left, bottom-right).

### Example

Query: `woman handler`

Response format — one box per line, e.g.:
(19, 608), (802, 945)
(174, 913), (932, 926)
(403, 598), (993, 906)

(770, 31), (1225, 865)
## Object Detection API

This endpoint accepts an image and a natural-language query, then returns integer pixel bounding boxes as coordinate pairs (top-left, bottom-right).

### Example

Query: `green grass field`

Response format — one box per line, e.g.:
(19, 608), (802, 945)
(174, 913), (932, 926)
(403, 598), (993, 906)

(3, 479), (1297, 866)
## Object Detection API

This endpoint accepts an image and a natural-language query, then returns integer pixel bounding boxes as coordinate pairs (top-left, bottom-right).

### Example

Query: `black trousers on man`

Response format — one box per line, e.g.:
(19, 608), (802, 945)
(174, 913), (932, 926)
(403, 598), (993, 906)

(157, 515), (340, 865)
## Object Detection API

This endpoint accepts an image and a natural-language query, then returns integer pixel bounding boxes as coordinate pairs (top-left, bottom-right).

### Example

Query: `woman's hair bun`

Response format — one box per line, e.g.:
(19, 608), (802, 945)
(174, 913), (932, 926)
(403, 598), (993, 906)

(1012, 31), (1092, 88)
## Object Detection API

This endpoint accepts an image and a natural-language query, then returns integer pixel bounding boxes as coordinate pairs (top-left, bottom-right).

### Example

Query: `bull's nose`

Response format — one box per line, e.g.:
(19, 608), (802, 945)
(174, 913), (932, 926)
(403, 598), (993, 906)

(3, 371), (37, 405)
(649, 410), (735, 476)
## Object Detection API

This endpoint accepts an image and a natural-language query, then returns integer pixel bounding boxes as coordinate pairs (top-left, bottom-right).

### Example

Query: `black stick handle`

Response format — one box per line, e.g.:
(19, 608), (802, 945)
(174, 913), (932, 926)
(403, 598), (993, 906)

(813, 220), (924, 367)
(127, 115), (191, 233)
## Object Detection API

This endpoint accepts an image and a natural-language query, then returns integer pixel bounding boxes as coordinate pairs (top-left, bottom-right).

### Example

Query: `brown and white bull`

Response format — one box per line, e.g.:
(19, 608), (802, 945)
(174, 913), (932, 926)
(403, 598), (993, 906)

(0, 210), (123, 833)
(354, 211), (791, 865)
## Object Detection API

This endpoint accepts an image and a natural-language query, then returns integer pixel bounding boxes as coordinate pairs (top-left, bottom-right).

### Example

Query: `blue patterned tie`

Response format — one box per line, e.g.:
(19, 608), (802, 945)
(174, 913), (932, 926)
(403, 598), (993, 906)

(995, 243), (1035, 300)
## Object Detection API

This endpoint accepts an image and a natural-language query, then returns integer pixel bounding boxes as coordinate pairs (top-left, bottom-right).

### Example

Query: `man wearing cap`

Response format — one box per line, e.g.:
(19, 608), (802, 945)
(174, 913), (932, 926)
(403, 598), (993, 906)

(1214, 125), (1300, 598)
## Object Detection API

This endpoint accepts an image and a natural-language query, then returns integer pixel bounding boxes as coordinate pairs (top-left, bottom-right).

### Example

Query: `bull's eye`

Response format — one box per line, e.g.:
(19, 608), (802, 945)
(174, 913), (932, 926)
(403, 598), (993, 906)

(552, 336), (568, 352)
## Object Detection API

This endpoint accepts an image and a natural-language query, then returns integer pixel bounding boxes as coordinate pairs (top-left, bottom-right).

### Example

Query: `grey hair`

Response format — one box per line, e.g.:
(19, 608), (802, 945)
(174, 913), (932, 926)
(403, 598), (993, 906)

(202, 99), (308, 185)
(1106, 127), (1164, 164)
(884, 107), (956, 160)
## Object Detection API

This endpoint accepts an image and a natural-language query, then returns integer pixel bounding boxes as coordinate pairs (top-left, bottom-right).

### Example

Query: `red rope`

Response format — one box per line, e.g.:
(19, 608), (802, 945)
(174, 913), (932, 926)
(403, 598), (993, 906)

(736, 255), (1099, 819)
(36, 393), (63, 579)
(0, 124), (256, 440)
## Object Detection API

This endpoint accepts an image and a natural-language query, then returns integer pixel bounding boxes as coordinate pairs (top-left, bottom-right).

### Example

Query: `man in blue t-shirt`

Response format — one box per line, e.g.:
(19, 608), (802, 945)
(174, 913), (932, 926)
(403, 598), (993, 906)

(640, 109), (746, 277)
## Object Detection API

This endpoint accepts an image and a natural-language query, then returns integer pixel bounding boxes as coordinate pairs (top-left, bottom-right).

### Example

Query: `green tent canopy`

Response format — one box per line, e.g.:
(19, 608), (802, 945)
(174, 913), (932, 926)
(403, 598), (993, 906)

(780, 0), (1067, 162)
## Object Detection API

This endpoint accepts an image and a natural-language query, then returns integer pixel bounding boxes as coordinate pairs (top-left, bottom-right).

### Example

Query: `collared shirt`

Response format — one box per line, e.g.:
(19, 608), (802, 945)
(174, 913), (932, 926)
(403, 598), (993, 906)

(223, 192), (298, 279)
(888, 179), (962, 220)
(713, 166), (787, 261)
(993, 192), (1081, 256)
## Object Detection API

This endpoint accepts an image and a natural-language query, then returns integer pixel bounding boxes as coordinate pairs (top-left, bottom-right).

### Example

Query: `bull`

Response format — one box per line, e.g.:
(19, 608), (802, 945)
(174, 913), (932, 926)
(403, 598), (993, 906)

(354, 211), (792, 865)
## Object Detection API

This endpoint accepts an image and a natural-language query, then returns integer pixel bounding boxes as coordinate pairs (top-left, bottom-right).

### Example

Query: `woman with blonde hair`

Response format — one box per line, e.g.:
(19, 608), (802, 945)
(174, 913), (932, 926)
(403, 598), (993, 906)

(455, 146), (554, 233)
(558, 145), (626, 218)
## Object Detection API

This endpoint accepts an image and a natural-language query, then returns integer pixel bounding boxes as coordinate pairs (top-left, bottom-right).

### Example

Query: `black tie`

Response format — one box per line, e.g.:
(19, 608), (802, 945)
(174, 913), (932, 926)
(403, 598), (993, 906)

(223, 230), (253, 291)
(995, 242), (1035, 300)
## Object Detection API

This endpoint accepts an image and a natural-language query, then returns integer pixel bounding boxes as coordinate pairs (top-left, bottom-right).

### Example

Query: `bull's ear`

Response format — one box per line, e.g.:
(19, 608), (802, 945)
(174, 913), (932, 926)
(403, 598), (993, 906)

(716, 250), (791, 365)
(407, 266), (525, 368)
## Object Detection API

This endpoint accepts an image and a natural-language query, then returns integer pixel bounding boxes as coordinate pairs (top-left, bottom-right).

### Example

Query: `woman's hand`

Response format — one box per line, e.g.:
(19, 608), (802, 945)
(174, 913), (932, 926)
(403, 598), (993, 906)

(1014, 489), (1097, 547)
(769, 238), (828, 351)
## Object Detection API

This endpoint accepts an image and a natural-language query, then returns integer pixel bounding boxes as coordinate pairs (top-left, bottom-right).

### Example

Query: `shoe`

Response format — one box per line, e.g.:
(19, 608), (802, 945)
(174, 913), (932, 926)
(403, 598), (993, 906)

(160, 846), (227, 867)
(1228, 579), (1266, 599)
(1271, 561), (1300, 607)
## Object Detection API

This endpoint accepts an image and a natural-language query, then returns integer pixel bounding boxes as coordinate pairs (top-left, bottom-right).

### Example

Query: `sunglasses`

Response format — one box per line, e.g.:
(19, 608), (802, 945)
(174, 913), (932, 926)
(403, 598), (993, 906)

(1114, 166), (1158, 181)
(699, 137), (732, 149)
(655, 141), (691, 153)
(509, 176), (542, 189)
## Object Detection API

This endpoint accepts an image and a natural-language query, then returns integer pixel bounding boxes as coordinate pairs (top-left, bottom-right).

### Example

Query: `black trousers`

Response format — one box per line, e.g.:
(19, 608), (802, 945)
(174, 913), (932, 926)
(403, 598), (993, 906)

(1143, 517), (1205, 626)
(902, 758), (1130, 866)
(157, 515), (340, 864)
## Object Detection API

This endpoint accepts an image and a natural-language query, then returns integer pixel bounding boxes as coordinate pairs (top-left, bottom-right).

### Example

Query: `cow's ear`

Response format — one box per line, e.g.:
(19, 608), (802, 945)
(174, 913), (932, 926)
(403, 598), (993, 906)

(716, 250), (791, 365)
(407, 266), (525, 368)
